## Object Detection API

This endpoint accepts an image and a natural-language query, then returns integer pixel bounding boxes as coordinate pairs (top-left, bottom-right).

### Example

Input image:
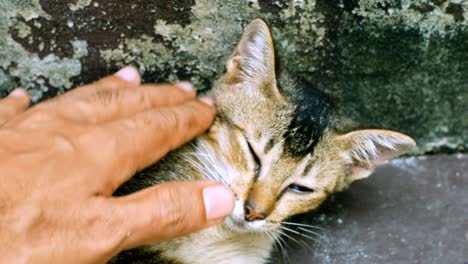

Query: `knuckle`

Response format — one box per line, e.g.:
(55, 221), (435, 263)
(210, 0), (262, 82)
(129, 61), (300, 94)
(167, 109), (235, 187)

(50, 134), (76, 153)
(138, 90), (153, 109)
(172, 213), (189, 234)
(155, 188), (192, 234)
(164, 110), (181, 130)
(183, 108), (200, 130)
(170, 212), (190, 234)
(174, 106), (203, 134)
(138, 109), (174, 129)
(69, 101), (96, 120)
(85, 208), (125, 256)
(94, 89), (119, 105)
(96, 76), (126, 90)
(25, 108), (56, 123)
(121, 118), (139, 131)
(0, 105), (17, 118)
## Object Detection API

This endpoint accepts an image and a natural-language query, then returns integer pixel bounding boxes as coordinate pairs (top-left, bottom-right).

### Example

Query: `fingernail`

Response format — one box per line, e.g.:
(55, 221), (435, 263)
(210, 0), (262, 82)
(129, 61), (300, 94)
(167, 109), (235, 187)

(199, 97), (215, 106)
(115, 66), (139, 81)
(175, 81), (195, 94)
(203, 185), (234, 220)
(9, 88), (27, 97)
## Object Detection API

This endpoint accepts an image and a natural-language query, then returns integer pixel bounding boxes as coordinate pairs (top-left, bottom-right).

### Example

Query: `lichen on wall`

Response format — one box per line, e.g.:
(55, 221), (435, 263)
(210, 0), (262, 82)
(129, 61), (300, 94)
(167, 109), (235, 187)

(98, 0), (327, 90)
(331, 0), (467, 154)
(68, 0), (92, 11)
(0, 0), (86, 101)
(0, 0), (466, 154)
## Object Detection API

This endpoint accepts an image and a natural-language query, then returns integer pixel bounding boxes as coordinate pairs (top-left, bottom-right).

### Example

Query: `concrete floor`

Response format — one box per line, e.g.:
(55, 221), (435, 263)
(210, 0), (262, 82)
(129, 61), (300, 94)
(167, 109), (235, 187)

(271, 154), (468, 264)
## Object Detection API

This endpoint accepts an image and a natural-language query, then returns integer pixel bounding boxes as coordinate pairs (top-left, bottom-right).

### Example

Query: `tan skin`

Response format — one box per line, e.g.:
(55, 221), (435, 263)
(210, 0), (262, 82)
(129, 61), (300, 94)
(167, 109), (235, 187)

(0, 67), (234, 263)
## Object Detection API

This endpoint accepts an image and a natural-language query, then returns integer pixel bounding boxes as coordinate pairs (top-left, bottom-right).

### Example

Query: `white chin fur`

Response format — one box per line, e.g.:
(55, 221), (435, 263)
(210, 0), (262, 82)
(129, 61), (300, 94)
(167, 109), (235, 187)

(224, 216), (267, 233)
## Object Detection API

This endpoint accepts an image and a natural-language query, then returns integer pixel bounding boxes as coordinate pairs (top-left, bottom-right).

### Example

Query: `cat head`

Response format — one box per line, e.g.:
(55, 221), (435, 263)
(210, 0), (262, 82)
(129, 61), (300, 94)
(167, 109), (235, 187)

(203, 19), (415, 233)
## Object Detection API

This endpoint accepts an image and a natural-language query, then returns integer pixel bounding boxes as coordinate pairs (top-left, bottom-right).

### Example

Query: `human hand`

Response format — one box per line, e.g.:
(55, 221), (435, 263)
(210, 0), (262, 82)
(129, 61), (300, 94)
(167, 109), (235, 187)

(0, 67), (234, 263)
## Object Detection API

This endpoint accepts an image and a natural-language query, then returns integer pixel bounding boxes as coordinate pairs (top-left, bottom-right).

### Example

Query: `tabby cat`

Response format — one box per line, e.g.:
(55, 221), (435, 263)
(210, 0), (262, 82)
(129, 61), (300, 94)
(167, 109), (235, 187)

(110, 19), (415, 264)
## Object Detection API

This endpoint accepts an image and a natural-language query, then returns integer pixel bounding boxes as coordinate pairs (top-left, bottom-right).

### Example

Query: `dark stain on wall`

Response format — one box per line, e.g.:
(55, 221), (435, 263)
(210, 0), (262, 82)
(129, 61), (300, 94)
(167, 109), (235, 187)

(446, 3), (464, 22)
(257, 0), (289, 13)
(10, 0), (195, 86)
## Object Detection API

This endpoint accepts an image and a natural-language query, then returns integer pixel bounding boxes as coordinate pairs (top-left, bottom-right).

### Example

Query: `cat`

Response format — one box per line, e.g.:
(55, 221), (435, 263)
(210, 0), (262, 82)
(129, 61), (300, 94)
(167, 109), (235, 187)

(110, 19), (416, 264)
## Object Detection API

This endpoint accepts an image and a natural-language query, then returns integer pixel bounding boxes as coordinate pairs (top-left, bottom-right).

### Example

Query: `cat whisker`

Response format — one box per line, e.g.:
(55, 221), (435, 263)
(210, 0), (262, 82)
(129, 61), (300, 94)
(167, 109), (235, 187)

(296, 227), (326, 239)
(184, 152), (210, 157)
(264, 230), (279, 259)
(282, 222), (328, 245)
(184, 155), (218, 183)
(292, 228), (326, 247)
(283, 224), (325, 239)
(282, 225), (328, 249)
(190, 144), (230, 186)
(194, 158), (218, 181)
(183, 148), (220, 181)
(277, 227), (313, 251)
(282, 221), (327, 231)
(273, 230), (290, 264)
(200, 151), (229, 186)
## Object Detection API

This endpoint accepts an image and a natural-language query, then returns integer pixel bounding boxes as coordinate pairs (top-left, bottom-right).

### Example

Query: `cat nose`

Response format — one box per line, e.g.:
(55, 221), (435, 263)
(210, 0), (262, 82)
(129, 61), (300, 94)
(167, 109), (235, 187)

(244, 201), (266, 221)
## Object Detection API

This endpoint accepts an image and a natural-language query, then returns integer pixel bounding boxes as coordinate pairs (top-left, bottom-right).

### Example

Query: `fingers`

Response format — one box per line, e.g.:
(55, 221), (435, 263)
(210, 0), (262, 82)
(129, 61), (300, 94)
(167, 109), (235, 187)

(111, 181), (234, 249)
(59, 82), (197, 124)
(0, 89), (30, 125)
(41, 65), (198, 124)
(41, 66), (141, 106)
(90, 99), (216, 189)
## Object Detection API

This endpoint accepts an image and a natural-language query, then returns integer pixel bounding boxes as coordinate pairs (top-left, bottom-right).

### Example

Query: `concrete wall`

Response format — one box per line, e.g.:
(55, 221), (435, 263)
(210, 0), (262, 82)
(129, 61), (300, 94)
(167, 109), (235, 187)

(1, 0), (466, 154)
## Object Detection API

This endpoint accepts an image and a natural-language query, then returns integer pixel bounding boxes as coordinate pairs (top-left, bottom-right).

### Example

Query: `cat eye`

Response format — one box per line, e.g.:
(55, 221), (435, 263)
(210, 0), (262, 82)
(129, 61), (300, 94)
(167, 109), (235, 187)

(247, 141), (260, 177)
(287, 184), (314, 194)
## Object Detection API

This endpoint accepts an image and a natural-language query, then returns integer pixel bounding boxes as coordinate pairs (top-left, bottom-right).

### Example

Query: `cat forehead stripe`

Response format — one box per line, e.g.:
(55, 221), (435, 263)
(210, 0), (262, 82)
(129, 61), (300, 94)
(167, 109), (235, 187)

(263, 138), (275, 154)
(282, 80), (334, 157)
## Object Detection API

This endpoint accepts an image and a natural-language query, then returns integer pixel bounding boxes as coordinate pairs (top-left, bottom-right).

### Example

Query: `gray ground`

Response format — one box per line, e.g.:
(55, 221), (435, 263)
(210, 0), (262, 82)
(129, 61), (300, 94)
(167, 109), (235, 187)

(272, 154), (467, 264)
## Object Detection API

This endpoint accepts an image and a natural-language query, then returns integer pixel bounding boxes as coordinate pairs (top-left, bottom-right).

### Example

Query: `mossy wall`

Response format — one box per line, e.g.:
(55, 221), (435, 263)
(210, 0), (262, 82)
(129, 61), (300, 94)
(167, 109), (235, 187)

(0, 0), (466, 154)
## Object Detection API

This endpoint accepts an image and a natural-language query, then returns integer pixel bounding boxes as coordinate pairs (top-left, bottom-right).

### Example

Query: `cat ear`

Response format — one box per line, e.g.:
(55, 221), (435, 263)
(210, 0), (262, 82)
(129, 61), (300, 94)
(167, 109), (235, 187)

(226, 19), (276, 87)
(336, 129), (416, 185)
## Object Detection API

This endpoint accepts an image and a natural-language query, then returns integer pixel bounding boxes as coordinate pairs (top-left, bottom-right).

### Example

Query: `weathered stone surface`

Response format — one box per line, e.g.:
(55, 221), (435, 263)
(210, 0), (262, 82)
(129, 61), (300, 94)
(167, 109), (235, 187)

(0, 0), (466, 154)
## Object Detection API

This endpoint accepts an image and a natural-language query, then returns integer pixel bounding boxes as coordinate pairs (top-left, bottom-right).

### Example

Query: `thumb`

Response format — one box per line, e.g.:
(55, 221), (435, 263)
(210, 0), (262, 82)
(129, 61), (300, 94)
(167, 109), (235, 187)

(112, 181), (234, 250)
